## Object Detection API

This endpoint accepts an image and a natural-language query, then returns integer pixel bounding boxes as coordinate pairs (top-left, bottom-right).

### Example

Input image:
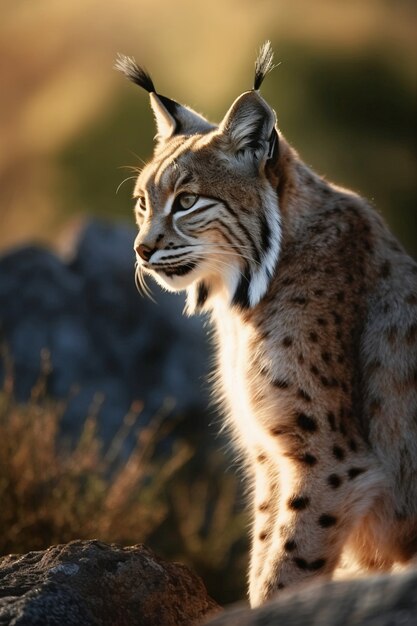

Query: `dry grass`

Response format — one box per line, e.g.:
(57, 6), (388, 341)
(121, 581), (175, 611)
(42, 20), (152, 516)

(0, 348), (190, 556)
(0, 346), (248, 602)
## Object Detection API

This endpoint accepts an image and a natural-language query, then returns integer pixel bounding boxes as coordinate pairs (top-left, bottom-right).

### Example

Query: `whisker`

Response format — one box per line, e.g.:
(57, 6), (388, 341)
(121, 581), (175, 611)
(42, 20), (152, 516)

(135, 265), (156, 302)
(116, 175), (138, 195)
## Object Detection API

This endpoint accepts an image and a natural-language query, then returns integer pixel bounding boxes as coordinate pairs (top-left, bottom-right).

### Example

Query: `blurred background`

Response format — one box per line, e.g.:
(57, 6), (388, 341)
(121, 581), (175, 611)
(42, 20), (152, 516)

(0, 0), (416, 606)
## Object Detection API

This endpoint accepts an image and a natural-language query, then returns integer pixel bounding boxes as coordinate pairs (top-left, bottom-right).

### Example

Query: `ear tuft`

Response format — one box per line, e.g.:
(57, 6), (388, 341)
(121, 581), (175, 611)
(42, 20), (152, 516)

(114, 54), (155, 93)
(253, 41), (275, 91)
(115, 54), (215, 142)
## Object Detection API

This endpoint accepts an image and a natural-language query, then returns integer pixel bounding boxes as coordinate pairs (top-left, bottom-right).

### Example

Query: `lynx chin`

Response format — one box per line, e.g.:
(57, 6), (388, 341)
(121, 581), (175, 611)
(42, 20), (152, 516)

(116, 42), (417, 607)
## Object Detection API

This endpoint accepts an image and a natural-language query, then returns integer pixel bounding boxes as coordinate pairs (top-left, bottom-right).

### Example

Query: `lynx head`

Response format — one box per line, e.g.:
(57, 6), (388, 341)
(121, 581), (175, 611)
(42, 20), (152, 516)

(116, 42), (281, 314)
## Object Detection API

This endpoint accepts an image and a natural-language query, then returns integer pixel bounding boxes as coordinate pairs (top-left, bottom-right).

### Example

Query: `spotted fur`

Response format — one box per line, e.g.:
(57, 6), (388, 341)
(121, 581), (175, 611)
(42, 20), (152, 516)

(118, 43), (417, 607)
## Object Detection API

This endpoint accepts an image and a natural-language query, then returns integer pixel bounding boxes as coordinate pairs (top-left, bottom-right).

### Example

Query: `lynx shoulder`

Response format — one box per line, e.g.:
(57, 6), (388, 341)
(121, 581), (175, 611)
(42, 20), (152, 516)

(117, 43), (417, 606)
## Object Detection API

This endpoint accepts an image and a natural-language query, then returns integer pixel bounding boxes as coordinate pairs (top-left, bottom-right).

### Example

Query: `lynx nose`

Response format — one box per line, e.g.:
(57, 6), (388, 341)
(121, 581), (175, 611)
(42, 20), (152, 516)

(136, 243), (155, 262)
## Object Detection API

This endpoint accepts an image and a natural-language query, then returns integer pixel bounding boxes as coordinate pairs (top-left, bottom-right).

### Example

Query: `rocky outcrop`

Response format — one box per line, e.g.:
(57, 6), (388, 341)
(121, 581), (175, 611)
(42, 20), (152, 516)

(205, 567), (417, 626)
(1, 539), (416, 626)
(0, 220), (211, 445)
(0, 540), (220, 626)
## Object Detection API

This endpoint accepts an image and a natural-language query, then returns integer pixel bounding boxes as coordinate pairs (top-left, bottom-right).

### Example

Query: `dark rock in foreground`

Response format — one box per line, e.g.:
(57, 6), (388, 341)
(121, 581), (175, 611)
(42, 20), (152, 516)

(205, 567), (417, 626)
(0, 540), (220, 626)
(1, 538), (416, 626)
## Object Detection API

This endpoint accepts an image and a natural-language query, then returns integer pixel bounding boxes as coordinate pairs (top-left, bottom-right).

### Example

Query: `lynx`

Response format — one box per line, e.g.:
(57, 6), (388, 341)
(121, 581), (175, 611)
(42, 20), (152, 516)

(116, 43), (417, 607)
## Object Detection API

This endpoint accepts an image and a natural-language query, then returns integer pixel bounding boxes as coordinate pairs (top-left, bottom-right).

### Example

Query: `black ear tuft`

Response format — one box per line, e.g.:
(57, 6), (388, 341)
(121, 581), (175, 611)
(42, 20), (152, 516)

(253, 41), (275, 91)
(114, 54), (155, 93)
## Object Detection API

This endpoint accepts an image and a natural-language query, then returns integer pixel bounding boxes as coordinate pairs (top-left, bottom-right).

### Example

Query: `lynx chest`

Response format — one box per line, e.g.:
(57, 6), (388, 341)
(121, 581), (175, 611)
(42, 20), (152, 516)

(212, 304), (277, 454)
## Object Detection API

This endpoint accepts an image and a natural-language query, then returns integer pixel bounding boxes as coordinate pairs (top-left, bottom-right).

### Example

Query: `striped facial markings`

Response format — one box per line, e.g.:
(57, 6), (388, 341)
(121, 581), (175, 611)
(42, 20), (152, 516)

(214, 197), (262, 266)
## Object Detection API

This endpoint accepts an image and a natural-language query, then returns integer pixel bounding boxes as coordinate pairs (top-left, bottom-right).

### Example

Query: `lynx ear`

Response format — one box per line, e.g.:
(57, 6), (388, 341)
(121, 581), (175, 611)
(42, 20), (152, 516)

(115, 54), (214, 141)
(218, 91), (277, 164)
(217, 41), (278, 165)
(149, 92), (214, 139)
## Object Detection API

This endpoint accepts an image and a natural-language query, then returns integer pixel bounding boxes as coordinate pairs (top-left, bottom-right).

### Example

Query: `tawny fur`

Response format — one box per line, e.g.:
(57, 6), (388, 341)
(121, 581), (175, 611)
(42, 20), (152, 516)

(120, 46), (417, 607)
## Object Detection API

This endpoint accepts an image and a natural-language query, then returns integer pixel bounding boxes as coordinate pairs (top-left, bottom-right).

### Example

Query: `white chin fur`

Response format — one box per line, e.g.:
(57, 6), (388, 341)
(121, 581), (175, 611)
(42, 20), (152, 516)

(149, 269), (196, 292)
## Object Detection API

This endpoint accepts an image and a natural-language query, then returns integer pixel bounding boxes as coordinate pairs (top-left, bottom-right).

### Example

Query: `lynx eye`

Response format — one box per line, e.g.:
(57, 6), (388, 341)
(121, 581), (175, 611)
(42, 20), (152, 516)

(173, 192), (199, 212)
(137, 196), (147, 212)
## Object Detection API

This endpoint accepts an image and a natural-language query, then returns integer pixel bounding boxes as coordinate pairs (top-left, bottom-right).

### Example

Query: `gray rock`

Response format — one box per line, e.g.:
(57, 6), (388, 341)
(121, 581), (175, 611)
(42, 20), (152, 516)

(0, 220), (212, 445)
(205, 568), (417, 626)
(0, 540), (220, 626)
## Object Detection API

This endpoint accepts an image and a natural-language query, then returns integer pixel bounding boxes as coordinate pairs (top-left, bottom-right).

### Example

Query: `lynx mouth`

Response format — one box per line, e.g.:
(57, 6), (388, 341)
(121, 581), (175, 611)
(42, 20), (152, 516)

(161, 261), (198, 277)
(142, 259), (199, 278)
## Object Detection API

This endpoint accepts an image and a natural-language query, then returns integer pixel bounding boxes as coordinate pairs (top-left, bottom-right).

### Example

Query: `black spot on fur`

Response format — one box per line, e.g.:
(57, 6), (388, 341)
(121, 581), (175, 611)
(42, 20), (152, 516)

(333, 445), (345, 461)
(277, 583), (285, 590)
(336, 291), (345, 302)
(320, 376), (330, 387)
(259, 531), (268, 541)
(321, 352), (332, 364)
(327, 411), (337, 431)
(327, 474), (342, 488)
(297, 413), (318, 432)
(297, 388), (312, 402)
(196, 281), (210, 308)
(317, 317), (328, 326)
(300, 453), (317, 466)
(318, 514), (337, 528)
(284, 540), (297, 552)
(309, 331), (319, 343)
(406, 293), (417, 306)
(294, 557), (326, 571)
(349, 439), (358, 452)
(310, 365), (320, 376)
(348, 467), (366, 480)
(292, 296), (308, 305)
(282, 336), (293, 347)
(288, 496), (310, 511)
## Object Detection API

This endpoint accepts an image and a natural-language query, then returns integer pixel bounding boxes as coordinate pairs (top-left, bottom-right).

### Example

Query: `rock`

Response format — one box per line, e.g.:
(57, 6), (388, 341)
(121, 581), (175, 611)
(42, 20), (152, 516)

(0, 540), (220, 626)
(0, 220), (212, 445)
(205, 568), (417, 626)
